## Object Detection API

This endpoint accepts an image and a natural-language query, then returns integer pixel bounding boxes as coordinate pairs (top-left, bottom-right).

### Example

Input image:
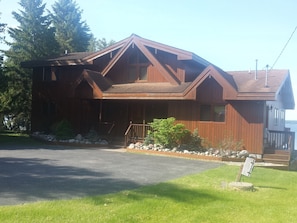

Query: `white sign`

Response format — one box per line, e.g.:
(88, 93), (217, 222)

(241, 157), (255, 177)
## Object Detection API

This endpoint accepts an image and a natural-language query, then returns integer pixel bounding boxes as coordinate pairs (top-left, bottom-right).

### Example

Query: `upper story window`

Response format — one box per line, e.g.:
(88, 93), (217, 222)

(280, 109), (285, 125)
(274, 108), (279, 126)
(200, 104), (225, 122)
(128, 50), (149, 82)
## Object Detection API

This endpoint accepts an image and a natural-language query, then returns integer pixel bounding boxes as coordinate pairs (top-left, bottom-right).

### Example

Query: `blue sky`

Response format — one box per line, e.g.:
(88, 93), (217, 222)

(1, 0), (297, 120)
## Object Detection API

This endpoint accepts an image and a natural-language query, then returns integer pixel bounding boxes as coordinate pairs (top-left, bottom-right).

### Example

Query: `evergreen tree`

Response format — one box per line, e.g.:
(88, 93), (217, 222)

(0, 23), (5, 129)
(0, 11), (6, 93)
(51, 0), (92, 53)
(88, 35), (116, 52)
(0, 0), (59, 131)
(0, 9), (8, 130)
(0, 8), (7, 94)
(0, 22), (5, 44)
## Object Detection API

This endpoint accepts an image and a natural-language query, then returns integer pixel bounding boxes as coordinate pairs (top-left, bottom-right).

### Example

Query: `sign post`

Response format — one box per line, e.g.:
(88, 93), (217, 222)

(230, 157), (255, 191)
(235, 157), (255, 182)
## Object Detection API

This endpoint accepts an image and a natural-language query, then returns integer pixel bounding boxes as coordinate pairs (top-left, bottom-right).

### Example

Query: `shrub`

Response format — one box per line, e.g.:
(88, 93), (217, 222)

(218, 135), (244, 151)
(184, 128), (204, 151)
(144, 132), (154, 145)
(147, 117), (191, 148)
(52, 120), (74, 140)
(85, 128), (99, 142)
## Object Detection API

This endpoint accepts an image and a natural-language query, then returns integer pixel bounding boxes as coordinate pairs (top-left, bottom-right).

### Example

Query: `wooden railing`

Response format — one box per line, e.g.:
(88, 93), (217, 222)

(266, 130), (295, 152)
(125, 121), (152, 146)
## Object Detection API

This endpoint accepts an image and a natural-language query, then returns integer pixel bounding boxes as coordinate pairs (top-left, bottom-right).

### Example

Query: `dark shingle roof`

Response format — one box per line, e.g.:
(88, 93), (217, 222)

(104, 82), (191, 94)
(228, 69), (289, 93)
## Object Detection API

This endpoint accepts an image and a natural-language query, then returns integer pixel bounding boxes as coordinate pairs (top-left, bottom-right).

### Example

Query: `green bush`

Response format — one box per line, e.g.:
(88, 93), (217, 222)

(184, 128), (204, 151)
(85, 128), (99, 142)
(52, 120), (74, 140)
(147, 117), (191, 148)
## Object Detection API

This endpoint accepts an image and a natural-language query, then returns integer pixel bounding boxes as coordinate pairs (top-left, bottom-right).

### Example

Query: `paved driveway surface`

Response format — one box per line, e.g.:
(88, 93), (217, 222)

(0, 144), (222, 206)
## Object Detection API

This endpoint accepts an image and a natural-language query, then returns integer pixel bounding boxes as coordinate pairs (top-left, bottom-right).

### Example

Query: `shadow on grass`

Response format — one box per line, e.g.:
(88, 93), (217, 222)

(137, 182), (221, 204)
(0, 132), (42, 147)
(89, 181), (224, 206)
(0, 157), (140, 206)
(256, 185), (287, 190)
(0, 133), (90, 150)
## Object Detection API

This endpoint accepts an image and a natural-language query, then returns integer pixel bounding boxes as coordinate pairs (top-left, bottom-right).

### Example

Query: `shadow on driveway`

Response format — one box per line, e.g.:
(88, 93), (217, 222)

(0, 145), (222, 206)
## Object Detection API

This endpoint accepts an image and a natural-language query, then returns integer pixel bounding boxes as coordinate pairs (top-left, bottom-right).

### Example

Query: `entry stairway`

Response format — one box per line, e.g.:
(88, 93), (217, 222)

(263, 149), (291, 169)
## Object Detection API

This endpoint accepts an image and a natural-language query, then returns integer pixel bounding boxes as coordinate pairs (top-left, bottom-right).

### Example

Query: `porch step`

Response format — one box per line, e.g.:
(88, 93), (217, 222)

(263, 149), (290, 166)
(263, 153), (290, 160)
(264, 149), (290, 155)
(262, 158), (290, 166)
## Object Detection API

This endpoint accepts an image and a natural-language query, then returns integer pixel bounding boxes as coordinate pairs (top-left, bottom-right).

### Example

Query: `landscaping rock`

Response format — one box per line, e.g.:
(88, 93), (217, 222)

(238, 150), (249, 158)
(101, 140), (109, 145)
(128, 143), (135, 149)
(75, 134), (83, 141)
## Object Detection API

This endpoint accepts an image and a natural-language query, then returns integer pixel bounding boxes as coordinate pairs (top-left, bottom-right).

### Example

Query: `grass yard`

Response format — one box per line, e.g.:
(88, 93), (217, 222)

(0, 165), (297, 223)
(0, 131), (41, 146)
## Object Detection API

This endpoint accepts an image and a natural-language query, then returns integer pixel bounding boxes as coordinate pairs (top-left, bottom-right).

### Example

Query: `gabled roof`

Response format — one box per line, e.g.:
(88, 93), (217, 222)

(22, 34), (294, 106)
(21, 34), (211, 68)
(21, 52), (95, 67)
(183, 65), (238, 99)
(73, 69), (112, 98)
(96, 34), (211, 85)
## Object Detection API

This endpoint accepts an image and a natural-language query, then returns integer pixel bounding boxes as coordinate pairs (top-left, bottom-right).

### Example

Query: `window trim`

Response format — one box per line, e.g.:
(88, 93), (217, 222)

(199, 104), (226, 123)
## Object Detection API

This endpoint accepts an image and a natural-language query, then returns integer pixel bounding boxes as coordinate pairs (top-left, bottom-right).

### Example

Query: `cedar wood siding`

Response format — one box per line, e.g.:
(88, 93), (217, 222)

(168, 76), (265, 154)
(105, 46), (185, 84)
(168, 101), (265, 154)
(31, 66), (94, 132)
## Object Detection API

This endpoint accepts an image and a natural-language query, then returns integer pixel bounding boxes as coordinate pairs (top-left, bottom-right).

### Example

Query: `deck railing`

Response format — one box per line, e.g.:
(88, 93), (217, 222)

(266, 130), (295, 152)
(125, 121), (152, 146)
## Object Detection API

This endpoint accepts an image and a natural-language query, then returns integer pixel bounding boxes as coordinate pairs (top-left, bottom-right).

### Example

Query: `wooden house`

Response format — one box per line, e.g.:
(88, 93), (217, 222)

(22, 34), (295, 158)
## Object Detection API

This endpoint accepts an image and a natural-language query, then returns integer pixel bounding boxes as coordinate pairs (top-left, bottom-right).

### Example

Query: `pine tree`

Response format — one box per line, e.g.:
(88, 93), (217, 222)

(88, 35), (116, 52)
(0, 13), (6, 92)
(51, 0), (92, 53)
(0, 0), (59, 131)
(0, 10), (8, 130)
(0, 9), (7, 93)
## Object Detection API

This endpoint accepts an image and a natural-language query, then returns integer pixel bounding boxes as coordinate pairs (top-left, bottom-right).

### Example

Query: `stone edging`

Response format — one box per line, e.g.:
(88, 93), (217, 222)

(126, 148), (260, 162)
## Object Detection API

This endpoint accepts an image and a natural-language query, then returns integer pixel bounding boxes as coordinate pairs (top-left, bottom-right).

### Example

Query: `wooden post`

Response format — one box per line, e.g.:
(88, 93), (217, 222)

(236, 164), (244, 182)
(142, 120), (145, 140)
(99, 99), (102, 122)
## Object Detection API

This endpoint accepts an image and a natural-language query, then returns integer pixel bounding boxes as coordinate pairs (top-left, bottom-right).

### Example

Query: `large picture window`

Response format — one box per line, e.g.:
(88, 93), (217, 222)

(200, 104), (225, 122)
(128, 50), (149, 82)
(200, 105), (211, 121)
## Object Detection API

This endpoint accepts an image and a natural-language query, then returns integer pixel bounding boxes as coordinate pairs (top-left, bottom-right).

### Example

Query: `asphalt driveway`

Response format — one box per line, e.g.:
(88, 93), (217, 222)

(0, 144), (222, 206)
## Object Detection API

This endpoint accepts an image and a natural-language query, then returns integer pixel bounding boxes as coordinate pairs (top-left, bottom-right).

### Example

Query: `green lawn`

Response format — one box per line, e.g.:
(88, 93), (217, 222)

(1, 165), (296, 223)
(0, 131), (41, 145)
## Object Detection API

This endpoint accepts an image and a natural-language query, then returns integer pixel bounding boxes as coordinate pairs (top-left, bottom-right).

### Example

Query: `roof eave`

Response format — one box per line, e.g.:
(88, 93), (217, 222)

(102, 92), (187, 100)
(235, 92), (276, 100)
